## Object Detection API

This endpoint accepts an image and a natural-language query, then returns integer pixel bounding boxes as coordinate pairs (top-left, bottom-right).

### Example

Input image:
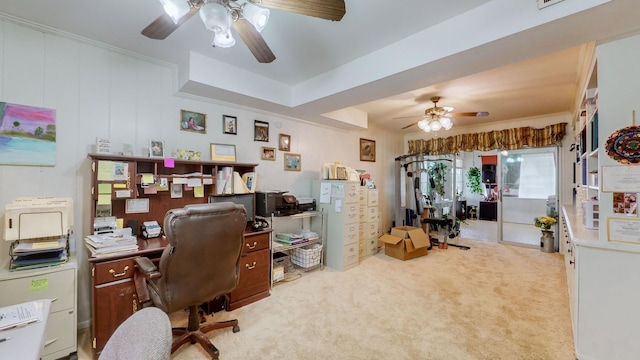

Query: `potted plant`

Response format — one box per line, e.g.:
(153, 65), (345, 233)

(534, 215), (558, 253)
(428, 162), (448, 199)
(466, 166), (483, 195)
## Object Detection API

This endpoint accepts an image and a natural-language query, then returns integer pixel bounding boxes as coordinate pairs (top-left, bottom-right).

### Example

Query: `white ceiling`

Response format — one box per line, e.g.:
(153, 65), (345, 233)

(1, 0), (639, 133)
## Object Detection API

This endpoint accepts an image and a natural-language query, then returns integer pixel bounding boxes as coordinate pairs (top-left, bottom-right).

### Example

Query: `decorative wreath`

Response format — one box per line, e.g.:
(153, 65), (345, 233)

(605, 125), (640, 164)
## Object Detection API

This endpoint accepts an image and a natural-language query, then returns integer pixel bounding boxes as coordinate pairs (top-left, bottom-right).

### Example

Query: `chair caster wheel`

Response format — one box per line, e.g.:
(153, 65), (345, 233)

(233, 325), (240, 333)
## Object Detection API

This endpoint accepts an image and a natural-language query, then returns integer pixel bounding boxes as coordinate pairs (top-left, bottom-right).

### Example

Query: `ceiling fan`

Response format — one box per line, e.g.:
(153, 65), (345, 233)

(141, 0), (346, 63)
(399, 96), (489, 130)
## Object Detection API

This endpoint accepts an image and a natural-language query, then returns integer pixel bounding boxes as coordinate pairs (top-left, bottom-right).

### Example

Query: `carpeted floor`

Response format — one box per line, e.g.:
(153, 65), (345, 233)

(77, 235), (573, 359)
(163, 238), (574, 360)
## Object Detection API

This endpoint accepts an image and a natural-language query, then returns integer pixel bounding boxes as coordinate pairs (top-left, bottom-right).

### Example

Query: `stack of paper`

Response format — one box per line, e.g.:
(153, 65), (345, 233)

(0, 301), (40, 331)
(84, 231), (139, 258)
(274, 233), (308, 246)
(9, 238), (68, 271)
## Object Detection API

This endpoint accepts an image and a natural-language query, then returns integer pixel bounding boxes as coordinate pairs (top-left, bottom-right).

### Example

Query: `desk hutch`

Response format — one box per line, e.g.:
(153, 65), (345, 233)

(87, 153), (270, 358)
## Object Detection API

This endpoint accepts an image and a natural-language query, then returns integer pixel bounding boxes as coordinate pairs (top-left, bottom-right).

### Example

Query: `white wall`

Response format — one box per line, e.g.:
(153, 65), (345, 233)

(0, 20), (403, 328)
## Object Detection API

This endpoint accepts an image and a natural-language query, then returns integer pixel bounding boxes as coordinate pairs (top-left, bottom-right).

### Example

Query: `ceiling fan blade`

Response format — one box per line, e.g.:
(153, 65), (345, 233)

(259, 0), (346, 21)
(401, 121), (419, 130)
(233, 19), (276, 63)
(141, 8), (199, 40)
(393, 115), (423, 120)
(451, 111), (489, 117)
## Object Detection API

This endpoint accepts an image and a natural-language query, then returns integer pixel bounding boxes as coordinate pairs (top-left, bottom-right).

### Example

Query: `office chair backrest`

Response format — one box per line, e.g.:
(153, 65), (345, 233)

(155, 202), (246, 314)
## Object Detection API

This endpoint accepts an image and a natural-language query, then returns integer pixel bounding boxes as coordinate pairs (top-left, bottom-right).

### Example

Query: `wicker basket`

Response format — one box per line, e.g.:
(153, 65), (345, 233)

(291, 243), (323, 268)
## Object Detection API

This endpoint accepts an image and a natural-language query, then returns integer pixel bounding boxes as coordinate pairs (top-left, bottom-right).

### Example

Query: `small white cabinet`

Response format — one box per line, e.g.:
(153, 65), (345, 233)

(563, 207), (640, 360)
(0, 258), (77, 360)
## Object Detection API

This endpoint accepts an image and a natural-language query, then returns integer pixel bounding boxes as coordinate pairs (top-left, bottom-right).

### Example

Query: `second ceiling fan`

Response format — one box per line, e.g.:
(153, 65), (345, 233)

(141, 0), (346, 64)
(400, 96), (489, 130)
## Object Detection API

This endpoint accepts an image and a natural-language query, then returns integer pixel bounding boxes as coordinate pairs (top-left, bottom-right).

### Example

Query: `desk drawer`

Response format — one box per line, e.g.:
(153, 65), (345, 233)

(230, 249), (270, 301)
(94, 258), (136, 285)
(243, 232), (270, 253)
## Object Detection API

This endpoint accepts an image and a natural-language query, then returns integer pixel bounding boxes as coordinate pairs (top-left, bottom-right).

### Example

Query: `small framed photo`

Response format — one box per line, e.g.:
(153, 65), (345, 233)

(210, 143), (237, 162)
(360, 138), (376, 162)
(284, 153), (301, 171)
(180, 109), (207, 134)
(261, 147), (276, 161)
(279, 134), (291, 151)
(223, 115), (237, 135)
(254, 120), (269, 142)
(149, 140), (165, 158)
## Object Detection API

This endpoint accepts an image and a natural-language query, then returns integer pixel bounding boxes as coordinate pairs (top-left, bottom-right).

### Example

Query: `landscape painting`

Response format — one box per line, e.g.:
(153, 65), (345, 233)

(0, 102), (57, 166)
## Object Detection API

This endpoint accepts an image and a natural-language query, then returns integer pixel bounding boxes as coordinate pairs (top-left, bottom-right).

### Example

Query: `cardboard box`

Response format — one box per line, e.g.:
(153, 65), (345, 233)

(378, 226), (430, 260)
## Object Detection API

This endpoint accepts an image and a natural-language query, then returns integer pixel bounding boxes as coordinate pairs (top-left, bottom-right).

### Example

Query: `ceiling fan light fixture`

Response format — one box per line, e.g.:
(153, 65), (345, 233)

(159, 0), (192, 24)
(212, 28), (236, 48)
(241, 1), (270, 32)
(443, 122), (453, 130)
(439, 117), (452, 128)
(430, 121), (442, 132)
(200, 1), (230, 33)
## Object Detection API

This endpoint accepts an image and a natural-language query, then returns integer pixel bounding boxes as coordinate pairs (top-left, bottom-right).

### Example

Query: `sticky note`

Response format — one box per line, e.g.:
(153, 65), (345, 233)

(116, 218), (124, 229)
(141, 174), (154, 184)
(194, 185), (204, 198)
(30, 278), (48, 291)
(98, 183), (112, 194)
(98, 194), (112, 205)
(113, 183), (127, 189)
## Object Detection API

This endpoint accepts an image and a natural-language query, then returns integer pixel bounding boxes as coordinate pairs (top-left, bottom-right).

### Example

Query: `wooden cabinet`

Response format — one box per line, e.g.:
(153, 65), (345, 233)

(88, 237), (167, 357)
(87, 153), (268, 357)
(227, 230), (271, 310)
(0, 258), (77, 360)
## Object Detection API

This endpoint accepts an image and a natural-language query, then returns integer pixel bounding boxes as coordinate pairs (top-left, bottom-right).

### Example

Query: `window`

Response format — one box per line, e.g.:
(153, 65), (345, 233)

(518, 152), (556, 199)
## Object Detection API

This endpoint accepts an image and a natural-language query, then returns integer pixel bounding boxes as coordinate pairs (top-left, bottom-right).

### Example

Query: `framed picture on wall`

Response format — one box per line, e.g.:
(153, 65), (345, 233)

(279, 134), (291, 151)
(223, 115), (237, 135)
(359, 138), (376, 162)
(254, 120), (269, 142)
(180, 109), (207, 134)
(284, 153), (301, 171)
(261, 147), (276, 161)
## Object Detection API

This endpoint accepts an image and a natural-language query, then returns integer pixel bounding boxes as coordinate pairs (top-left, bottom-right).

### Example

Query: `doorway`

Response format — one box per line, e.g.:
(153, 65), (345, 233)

(458, 147), (558, 248)
(498, 147), (558, 247)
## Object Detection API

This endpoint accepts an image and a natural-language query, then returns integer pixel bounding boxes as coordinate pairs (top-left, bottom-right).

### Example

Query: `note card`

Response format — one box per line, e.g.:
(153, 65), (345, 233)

(98, 183), (112, 194)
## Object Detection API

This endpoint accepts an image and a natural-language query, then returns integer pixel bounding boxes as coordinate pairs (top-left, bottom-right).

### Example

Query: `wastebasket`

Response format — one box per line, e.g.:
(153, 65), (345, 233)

(540, 231), (555, 253)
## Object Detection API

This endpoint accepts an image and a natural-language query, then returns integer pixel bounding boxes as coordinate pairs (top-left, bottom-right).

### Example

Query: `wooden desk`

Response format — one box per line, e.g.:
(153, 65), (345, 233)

(0, 299), (51, 360)
(88, 229), (270, 358)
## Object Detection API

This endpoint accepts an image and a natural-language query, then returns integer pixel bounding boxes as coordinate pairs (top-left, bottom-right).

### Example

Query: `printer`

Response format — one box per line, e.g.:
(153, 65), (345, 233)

(256, 191), (300, 217)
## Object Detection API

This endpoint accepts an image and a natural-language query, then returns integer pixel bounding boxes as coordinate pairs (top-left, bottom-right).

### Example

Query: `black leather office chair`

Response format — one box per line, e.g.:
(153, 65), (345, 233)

(134, 202), (246, 359)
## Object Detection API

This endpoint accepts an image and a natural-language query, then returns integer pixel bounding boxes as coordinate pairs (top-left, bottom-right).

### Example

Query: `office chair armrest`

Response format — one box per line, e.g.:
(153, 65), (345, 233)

(134, 256), (162, 279)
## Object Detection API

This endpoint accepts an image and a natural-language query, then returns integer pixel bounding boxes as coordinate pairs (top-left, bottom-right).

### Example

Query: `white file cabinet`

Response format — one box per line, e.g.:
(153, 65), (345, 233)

(314, 180), (360, 271)
(0, 258), (77, 360)
(359, 187), (380, 259)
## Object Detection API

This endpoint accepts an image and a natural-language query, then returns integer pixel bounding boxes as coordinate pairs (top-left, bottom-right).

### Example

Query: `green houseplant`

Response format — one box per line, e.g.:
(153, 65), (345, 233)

(466, 166), (483, 195)
(428, 162), (448, 198)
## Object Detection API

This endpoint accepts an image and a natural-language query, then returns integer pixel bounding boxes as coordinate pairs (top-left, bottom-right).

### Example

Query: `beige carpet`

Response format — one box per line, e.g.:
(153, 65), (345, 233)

(169, 239), (575, 360)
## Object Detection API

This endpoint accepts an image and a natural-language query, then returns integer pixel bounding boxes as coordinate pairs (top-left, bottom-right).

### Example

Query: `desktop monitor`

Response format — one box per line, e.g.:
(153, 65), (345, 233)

(208, 194), (255, 223)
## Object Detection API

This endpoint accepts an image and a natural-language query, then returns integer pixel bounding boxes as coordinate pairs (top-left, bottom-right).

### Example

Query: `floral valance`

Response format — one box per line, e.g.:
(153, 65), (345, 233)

(407, 122), (567, 155)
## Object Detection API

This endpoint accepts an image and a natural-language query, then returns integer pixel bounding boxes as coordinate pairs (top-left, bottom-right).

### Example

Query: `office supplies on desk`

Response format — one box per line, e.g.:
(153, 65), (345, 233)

(3, 197), (73, 271)
(141, 221), (162, 239)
